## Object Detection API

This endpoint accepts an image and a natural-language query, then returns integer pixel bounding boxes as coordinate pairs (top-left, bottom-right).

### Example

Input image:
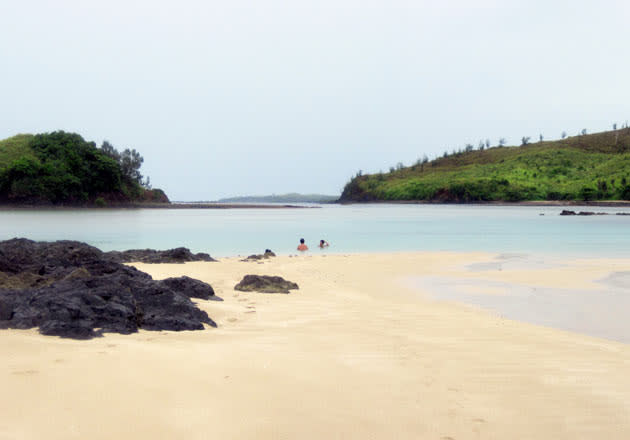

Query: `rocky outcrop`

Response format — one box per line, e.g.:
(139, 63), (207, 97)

(240, 249), (276, 262)
(161, 276), (220, 301)
(234, 275), (298, 294)
(564, 209), (630, 215)
(560, 210), (611, 216)
(0, 239), (217, 339)
(104, 247), (216, 264)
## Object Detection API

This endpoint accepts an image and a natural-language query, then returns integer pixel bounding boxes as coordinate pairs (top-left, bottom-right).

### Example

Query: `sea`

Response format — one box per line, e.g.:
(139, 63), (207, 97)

(0, 203), (628, 258)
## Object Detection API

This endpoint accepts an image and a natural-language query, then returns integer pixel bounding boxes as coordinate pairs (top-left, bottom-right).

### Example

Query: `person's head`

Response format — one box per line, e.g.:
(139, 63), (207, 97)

(300, 238), (305, 244)
(320, 239), (325, 244)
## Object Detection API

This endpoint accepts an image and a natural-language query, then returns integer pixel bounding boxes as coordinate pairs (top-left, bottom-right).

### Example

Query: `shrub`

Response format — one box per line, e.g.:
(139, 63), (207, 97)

(579, 186), (597, 201)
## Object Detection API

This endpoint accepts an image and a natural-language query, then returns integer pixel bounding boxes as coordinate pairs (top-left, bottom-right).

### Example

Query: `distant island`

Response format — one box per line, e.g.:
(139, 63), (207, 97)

(0, 131), (168, 206)
(340, 127), (630, 202)
(215, 193), (338, 204)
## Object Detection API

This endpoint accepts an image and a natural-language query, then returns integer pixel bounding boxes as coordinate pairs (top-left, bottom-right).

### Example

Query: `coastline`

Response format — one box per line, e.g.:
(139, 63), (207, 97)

(0, 202), (316, 210)
(1, 251), (629, 439)
(3, 199), (630, 210)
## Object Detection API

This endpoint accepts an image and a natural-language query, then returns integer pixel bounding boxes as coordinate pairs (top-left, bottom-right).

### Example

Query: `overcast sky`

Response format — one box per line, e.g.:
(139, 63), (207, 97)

(1, 0), (629, 200)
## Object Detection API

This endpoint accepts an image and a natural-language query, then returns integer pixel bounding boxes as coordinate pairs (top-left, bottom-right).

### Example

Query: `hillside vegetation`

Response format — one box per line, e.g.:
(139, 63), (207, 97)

(340, 128), (630, 202)
(0, 131), (168, 205)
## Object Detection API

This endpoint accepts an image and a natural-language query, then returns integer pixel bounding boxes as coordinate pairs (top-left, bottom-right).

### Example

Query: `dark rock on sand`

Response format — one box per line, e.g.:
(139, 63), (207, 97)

(0, 238), (216, 339)
(234, 275), (298, 294)
(240, 249), (276, 262)
(104, 247), (217, 264)
(161, 276), (222, 301)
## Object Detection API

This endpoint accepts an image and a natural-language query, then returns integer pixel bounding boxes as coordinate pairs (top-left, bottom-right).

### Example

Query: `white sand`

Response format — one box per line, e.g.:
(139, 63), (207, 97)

(1, 252), (629, 439)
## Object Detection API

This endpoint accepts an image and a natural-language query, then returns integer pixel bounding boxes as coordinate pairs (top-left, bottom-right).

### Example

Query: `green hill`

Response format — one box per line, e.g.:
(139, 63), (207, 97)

(339, 128), (630, 202)
(0, 131), (169, 206)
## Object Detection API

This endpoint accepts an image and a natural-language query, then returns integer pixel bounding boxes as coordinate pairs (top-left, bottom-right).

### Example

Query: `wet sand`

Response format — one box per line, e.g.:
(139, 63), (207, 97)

(1, 252), (629, 439)
(407, 253), (630, 343)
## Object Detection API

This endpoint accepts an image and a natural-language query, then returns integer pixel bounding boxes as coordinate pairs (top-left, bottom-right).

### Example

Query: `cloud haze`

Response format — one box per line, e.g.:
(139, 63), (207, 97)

(1, 0), (629, 199)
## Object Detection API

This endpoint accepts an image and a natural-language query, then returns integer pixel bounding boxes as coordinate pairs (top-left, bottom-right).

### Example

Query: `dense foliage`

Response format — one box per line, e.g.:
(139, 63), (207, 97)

(0, 131), (168, 205)
(340, 128), (630, 202)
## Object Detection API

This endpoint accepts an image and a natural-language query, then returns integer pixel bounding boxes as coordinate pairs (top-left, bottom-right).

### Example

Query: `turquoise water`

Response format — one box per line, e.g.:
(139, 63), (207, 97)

(1, 204), (629, 257)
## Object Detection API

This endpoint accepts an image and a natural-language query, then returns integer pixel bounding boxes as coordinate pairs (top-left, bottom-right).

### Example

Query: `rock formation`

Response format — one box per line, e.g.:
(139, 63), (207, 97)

(234, 275), (298, 294)
(104, 247), (216, 263)
(0, 239), (217, 339)
(240, 249), (276, 262)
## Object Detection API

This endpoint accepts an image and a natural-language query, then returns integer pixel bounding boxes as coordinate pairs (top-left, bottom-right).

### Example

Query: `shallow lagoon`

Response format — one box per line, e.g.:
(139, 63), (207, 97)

(1, 204), (630, 257)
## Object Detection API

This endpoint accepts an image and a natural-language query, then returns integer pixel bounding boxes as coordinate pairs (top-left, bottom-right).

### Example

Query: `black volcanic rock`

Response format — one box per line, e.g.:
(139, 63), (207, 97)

(234, 275), (298, 294)
(0, 238), (216, 339)
(161, 276), (221, 301)
(104, 247), (217, 264)
(240, 249), (276, 262)
(560, 210), (610, 216)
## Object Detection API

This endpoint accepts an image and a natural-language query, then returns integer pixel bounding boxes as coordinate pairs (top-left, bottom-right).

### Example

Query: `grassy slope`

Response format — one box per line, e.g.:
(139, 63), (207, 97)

(341, 128), (630, 202)
(0, 135), (36, 170)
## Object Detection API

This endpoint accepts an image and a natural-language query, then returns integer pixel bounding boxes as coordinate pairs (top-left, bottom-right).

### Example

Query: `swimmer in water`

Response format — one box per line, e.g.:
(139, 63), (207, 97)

(297, 238), (308, 251)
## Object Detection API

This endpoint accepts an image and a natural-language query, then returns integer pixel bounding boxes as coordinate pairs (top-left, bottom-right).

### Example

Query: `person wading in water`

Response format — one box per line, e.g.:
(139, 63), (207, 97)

(297, 238), (308, 251)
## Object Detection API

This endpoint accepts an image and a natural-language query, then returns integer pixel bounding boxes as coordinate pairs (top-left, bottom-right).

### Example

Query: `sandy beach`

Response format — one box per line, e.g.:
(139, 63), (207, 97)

(2, 252), (629, 439)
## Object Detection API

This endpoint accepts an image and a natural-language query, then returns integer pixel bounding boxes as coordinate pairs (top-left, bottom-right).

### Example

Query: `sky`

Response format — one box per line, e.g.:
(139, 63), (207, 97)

(1, 0), (629, 200)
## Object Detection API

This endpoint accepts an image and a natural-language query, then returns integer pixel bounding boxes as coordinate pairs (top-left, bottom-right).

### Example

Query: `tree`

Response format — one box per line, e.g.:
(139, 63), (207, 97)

(581, 128), (587, 136)
(478, 140), (485, 150)
(120, 148), (144, 183)
(613, 123), (618, 130)
(100, 141), (120, 162)
(561, 131), (567, 139)
(4, 131), (123, 203)
(485, 139), (491, 149)
(498, 138), (506, 147)
(465, 144), (474, 152)
(521, 136), (531, 146)
(539, 134), (543, 142)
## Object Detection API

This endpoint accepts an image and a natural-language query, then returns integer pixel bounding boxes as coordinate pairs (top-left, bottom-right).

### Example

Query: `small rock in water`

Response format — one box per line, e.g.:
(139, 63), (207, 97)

(559, 210), (609, 216)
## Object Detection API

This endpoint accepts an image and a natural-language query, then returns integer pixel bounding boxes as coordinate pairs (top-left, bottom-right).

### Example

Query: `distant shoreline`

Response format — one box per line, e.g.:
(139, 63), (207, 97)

(3, 200), (630, 209)
(0, 202), (317, 210)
